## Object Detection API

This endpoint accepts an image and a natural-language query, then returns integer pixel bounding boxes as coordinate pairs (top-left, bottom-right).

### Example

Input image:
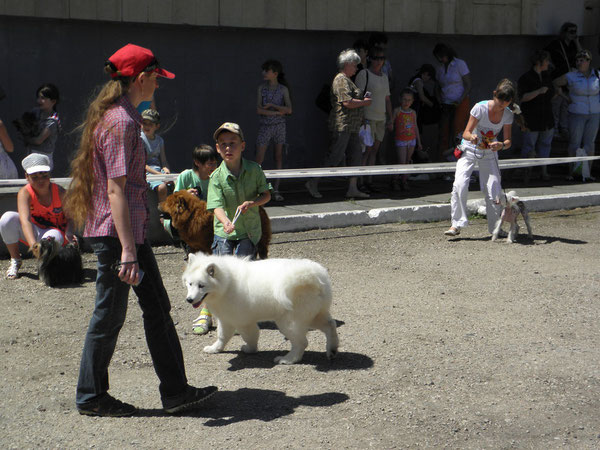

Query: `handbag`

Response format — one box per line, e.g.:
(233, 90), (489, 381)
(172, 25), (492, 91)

(315, 83), (332, 114)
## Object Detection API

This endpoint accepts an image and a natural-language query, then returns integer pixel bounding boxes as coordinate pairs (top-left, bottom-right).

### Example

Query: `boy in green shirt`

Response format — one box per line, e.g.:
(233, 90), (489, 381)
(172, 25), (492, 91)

(163, 144), (218, 241)
(207, 122), (271, 257)
(168, 144), (219, 336)
(174, 144), (219, 200)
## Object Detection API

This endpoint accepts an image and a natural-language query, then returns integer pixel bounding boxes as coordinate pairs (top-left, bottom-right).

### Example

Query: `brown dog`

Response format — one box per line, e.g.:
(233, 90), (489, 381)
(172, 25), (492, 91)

(159, 190), (271, 259)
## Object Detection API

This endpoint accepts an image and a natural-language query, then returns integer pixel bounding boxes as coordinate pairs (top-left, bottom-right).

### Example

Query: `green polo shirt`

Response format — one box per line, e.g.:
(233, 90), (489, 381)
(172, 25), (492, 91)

(207, 158), (271, 244)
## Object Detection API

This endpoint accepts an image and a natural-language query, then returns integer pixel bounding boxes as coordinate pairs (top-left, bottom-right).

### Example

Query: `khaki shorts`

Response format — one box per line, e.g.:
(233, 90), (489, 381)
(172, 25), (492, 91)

(368, 119), (386, 142)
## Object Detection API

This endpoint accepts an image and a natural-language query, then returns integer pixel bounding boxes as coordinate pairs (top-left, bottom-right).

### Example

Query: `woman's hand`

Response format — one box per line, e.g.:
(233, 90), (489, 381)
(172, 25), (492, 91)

(162, 167), (171, 175)
(118, 249), (140, 286)
(466, 133), (478, 145)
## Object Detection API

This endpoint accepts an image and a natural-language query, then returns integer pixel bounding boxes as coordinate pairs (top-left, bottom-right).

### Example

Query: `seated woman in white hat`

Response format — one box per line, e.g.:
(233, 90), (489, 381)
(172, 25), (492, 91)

(0, 153), (74, 279)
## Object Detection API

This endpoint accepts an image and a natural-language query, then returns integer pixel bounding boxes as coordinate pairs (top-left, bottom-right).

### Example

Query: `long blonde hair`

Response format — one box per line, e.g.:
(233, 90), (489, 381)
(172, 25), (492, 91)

(63, 76), (131, 229)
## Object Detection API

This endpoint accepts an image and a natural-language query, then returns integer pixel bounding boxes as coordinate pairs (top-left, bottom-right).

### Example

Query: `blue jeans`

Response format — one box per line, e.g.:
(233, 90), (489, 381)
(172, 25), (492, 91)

(76, 237), (189, 407)
(568, 112), (600, 156)
(520, 128), (554, 159)
(211, 235), (256, 258)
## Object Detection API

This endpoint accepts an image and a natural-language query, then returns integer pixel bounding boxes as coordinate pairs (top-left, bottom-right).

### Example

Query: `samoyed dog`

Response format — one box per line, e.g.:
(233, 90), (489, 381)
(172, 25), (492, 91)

(182, 253), (339, 365)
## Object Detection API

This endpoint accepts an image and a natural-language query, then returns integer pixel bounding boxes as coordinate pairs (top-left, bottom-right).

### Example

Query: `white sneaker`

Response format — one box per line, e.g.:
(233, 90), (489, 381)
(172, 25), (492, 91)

(444, 227), (460, 236)
(6, 258), (22, 279)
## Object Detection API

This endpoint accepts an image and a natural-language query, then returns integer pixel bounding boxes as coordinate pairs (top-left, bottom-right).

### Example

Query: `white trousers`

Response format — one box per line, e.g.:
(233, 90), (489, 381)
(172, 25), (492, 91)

(450, 149), (503, 233)
(0, 211), (64, 246)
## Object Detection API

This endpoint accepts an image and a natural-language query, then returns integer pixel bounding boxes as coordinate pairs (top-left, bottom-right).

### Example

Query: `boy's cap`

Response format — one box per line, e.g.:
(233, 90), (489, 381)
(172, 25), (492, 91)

(141, 109), (160, 123)
(107, 44), (175, 79)
(213, 122), (245, 142)
(22, 153), (51, 174)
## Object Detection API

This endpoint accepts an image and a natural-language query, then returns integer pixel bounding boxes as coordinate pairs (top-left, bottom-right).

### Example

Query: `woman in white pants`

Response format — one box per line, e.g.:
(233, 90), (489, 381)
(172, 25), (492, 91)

(445, 79), (516, 236)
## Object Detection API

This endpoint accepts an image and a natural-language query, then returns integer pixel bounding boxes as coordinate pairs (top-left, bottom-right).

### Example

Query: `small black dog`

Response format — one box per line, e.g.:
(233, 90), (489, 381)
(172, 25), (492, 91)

(31, 238), (84, 287)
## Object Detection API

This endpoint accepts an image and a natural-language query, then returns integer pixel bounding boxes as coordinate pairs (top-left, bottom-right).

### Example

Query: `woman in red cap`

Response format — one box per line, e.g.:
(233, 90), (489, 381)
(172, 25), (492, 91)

(65, 43), (217, 417)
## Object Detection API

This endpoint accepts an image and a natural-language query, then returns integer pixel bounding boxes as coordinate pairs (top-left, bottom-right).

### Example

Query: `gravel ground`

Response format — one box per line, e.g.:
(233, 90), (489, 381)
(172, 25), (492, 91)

(1, 207), (599, 449)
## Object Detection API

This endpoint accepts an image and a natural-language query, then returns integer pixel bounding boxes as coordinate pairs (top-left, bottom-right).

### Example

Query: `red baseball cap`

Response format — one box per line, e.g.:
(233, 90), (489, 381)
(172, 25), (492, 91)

(107, 43), (175, 79)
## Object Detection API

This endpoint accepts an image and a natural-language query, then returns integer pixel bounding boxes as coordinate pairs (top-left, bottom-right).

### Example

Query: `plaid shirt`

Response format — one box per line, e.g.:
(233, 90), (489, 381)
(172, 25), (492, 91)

(328, 72), (364, 133)
(84, 96), (148, 243)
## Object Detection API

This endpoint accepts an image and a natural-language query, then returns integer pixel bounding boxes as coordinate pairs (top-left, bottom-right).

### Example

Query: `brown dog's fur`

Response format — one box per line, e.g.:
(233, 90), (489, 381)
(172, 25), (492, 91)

(159, 190), (271, 259)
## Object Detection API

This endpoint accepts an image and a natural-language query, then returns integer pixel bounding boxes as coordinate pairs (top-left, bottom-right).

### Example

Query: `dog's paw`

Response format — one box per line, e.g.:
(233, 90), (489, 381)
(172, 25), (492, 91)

(506, 239), (514, 244)
(326, 348), (338, 360)
(274, 356), (296, 365)
(241, 344), (258, 354)
(491, 235), (498, 241)
(203, 343), (222, 354)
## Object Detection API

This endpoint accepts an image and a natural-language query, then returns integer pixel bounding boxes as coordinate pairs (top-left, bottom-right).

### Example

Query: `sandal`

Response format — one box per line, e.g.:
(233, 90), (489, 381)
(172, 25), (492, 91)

(192, 309), (212, 335)
(6, 258), (22, 279)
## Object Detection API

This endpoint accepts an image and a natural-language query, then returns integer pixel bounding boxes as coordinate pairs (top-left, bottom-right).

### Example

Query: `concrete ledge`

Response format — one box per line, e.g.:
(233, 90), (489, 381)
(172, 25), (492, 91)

(270, 192), (600, 233)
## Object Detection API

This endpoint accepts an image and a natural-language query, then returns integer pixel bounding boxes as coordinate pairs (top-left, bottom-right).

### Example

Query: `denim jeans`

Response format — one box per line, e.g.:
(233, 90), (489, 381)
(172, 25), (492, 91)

(76, 237), (189, 407)
(520, 128), (554, 159)
(568, 112), (600, 156)
(211, 234), (256, 258)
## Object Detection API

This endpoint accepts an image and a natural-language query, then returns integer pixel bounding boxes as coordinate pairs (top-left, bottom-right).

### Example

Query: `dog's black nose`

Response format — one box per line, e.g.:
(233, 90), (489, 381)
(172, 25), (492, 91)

(186, 298), (194, 304)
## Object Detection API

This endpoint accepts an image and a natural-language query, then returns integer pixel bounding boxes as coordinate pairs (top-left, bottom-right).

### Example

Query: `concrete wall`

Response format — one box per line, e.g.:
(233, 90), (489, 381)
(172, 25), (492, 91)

(1, 0), (599, 35)
(0, 7), (599, 178)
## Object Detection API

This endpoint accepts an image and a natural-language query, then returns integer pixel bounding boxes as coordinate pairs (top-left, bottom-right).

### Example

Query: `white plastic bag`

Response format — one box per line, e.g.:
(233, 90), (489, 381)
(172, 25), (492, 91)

(573, 148), (590, 180)
(0, 146), (18, 179)
(359, 123), (373, 147)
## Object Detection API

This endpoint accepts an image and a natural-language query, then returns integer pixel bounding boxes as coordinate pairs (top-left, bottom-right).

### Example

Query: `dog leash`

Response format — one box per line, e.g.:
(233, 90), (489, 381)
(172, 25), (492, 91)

(231, 208), (242, 225)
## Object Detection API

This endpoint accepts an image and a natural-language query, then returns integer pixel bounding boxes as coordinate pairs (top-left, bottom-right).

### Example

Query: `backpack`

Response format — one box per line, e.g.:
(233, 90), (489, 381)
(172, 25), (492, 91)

(315, 83), (331, 114)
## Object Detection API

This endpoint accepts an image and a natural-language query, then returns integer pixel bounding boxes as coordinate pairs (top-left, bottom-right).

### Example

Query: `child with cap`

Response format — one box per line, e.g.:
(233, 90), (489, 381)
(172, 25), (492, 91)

(63, 43), (217, 417)
(207, 122), (271, 257)
(0, 153), (73, 279)
(141, 108), (173, 209)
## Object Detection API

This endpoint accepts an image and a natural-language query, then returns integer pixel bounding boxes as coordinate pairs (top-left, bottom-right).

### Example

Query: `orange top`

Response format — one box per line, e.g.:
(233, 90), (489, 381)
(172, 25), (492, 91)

(394, 110), (417, 141)
(26, 182), (67, 234)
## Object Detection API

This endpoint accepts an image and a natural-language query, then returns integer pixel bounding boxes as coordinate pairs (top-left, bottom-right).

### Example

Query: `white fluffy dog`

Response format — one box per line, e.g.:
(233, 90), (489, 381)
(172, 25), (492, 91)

(182, 253), (339, 365)
(492, 190), (533, 243)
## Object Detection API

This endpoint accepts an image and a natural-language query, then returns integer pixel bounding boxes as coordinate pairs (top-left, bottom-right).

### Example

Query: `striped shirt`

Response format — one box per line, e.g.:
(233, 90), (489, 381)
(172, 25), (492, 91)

(84, 96), (148, 243)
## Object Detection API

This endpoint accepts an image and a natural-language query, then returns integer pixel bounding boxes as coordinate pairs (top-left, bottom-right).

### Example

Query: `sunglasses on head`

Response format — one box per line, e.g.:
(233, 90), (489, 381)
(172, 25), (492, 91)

(371, 56), (386, 61)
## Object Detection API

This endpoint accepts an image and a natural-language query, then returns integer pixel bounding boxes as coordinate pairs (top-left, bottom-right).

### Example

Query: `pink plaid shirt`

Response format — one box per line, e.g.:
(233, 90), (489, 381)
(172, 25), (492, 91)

(83, 96), (148, 243)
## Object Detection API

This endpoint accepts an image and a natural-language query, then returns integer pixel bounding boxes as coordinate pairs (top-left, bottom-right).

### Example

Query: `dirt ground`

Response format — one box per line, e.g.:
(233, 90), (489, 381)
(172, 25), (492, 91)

(1, 207), (599, 449)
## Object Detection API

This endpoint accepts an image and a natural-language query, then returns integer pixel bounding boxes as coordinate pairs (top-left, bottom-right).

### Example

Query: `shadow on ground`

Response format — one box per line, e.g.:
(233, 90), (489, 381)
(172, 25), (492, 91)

(448, 234), (587, 245)
(137, 388), (349, 425)
(224, 350), (373, 372)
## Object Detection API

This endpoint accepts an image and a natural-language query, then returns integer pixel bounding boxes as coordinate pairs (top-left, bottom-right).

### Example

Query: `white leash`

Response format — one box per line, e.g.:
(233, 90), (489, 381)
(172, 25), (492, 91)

(231, 208), (242, 225)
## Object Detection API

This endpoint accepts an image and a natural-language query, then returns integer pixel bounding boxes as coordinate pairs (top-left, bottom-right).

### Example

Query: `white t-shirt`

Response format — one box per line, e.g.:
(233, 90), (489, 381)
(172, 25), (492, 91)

(460, 101), (514, 151)
(435, 58), (469, 104)
(355, 69), (390, 121)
